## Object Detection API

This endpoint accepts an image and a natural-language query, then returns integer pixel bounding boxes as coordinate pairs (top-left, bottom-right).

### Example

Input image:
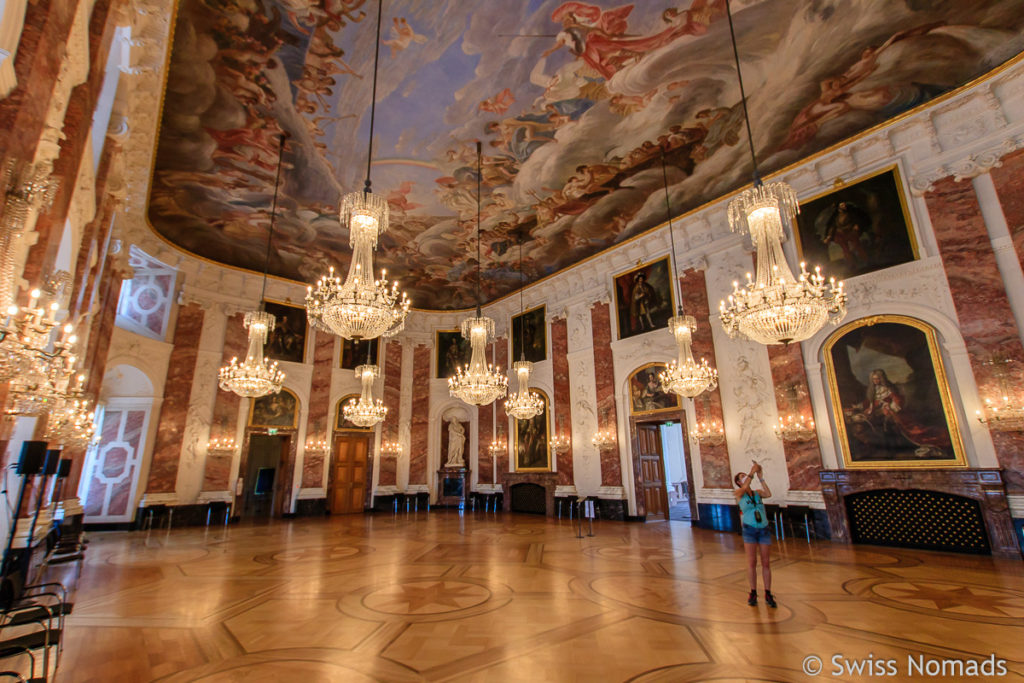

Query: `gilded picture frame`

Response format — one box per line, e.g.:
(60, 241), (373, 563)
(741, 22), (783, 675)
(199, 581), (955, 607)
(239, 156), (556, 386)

(249, 388), (300, 429)
(613, 257), (675, 341)
(511, 304), (546, 363)
(823, 315), (967, 469)
(436, 329), (472, 379)
(628, 363), (682, 416)
(263, 300), (308, 364)
(514, 389), (551, 472)
(794, 165), (919, 281)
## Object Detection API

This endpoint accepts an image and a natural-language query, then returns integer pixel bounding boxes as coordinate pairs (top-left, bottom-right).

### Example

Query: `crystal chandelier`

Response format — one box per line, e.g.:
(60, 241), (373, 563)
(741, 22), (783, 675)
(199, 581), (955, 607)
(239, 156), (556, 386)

(450, 142), (508, 406)
(654, 155), (718, 398)
(219, 135), (287, 398)
(305, 0), (409, 341)
(344, 363), (387, 427)
(219, 310), (285, 397)
(504, 240), (543, 420)
(44, 393), (97, 448)
(717, 1), (846, 346)
(0, 276), (76, 384)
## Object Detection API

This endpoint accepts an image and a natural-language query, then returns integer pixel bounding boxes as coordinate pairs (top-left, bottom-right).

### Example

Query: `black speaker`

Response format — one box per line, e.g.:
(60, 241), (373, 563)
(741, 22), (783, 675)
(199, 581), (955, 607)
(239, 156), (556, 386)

(57, 459), (72, 478)
(43, 449), (61, 476)
(16, 441), (48, 475)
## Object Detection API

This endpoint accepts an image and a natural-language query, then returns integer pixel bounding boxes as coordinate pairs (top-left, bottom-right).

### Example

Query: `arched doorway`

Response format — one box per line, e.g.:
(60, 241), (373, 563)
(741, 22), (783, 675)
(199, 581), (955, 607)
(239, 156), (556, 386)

(238, 388), (299, 519)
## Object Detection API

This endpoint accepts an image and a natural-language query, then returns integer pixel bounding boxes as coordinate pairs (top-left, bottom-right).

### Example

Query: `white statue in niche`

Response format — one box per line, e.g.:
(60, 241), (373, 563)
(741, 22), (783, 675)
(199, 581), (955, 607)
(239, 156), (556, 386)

(445, 416), (465, 467)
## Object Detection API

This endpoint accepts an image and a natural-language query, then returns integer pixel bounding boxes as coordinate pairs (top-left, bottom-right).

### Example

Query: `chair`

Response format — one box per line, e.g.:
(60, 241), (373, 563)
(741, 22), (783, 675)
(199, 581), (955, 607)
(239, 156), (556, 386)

(0, 573), (65, 681)
(784, 505), (817, 542)
(205, 501), (231, 527)
(141, 504), (173, 531)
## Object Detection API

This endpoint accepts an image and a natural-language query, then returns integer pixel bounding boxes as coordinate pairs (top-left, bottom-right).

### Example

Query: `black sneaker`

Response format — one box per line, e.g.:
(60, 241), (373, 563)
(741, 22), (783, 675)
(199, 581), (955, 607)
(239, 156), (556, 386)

(747, 589), (757, 606)
(765, 590), (777, 608)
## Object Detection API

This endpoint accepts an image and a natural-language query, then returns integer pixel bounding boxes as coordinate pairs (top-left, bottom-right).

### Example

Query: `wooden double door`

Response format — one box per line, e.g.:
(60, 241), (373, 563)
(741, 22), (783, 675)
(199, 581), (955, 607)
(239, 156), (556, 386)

(328, 433), (371, 514)
(632, 417), (697, 522)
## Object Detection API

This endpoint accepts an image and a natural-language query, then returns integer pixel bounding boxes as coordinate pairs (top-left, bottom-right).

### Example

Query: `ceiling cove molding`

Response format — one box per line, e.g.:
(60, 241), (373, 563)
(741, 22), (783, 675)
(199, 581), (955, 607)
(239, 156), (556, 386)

(120, 28), (1024, 318)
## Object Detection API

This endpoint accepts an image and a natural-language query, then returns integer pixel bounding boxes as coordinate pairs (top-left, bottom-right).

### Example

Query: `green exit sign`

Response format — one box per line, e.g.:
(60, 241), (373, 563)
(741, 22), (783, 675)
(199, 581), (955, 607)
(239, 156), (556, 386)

(267, 428), (278, 435)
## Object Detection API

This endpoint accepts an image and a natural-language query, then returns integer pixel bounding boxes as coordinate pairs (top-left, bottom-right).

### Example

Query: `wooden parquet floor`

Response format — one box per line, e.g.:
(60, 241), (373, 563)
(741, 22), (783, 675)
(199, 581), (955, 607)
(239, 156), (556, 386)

(57, 512), (1024, 682)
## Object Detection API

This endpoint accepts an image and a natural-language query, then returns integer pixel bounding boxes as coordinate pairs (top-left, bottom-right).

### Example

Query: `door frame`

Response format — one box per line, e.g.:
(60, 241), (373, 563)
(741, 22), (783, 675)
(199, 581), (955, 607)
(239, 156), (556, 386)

(629, 410), (698, 521)
(235, 427), (298, 518)
(326, 429), (374, 514)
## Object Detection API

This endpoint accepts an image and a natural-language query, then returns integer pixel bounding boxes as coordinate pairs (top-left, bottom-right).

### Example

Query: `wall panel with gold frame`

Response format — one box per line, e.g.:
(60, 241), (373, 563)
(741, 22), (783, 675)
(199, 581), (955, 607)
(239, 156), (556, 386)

(249, 388), (300, 429)
(613, 257), (675, 341)
(823, 315), (966, 469)
(628, 362), (681, 416)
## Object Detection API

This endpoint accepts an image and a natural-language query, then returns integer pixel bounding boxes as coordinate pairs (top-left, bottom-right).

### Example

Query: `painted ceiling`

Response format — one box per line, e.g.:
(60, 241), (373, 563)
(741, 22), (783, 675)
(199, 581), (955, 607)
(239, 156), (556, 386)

(148, 0), (1024, 310)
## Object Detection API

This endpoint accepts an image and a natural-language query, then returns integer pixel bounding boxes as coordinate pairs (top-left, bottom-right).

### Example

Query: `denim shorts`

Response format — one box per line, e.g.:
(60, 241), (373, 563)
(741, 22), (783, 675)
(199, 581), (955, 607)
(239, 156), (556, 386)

(742, 524), (772, 545)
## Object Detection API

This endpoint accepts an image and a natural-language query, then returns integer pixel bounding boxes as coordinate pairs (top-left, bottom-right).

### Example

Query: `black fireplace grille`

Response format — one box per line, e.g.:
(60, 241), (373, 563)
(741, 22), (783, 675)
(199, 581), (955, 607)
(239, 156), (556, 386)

(510, 483), (546, 514)
(845, 488), (990, 555)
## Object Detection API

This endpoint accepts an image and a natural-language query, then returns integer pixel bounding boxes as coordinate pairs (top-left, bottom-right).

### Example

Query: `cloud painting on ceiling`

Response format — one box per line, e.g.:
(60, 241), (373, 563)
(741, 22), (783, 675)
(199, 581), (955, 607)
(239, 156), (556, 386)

(148, 0), (1024, 310)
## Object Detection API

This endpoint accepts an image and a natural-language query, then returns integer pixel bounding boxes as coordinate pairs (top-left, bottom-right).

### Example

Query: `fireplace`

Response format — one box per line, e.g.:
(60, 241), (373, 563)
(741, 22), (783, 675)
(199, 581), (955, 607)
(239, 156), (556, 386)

(500, 471), (557, 516)
(510, 483), (546, 514)
(819, 469), (1020, 557)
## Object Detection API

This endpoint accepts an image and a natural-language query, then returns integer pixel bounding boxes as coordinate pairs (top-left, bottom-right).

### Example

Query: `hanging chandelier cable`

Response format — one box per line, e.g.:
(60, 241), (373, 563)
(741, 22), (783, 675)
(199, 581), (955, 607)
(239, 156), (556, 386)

(218, 134), (287, 398)
(717, 0), (846, 346)
(657, 153), (718, 399)
(449, 142), (507, 406)
(305, 0), (409, 340)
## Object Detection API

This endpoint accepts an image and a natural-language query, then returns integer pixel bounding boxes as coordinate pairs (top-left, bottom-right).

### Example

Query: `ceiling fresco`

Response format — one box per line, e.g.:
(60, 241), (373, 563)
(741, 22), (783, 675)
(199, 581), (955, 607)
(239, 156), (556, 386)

(148, 0), (1024, 310)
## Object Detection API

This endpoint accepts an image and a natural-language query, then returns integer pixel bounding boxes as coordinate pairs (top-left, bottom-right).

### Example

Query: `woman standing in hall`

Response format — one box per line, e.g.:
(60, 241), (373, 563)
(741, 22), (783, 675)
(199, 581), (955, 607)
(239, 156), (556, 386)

(734, 462), (777, 608)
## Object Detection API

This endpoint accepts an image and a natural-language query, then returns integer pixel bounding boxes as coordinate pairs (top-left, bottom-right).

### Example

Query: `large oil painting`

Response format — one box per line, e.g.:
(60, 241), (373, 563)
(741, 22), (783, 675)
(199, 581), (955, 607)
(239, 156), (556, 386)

(795, 167), (917, 281)
(341, 338), (379, 369)
(629, 363), (680, 415)
(264, 301), (307, 364)
(436, 330), (471, 379)
(250, 389), (299, 428)
(148, 1), (1024, 310)
(824, 316), (966, 469)
(614, 257), (673, 340)
(515, 391), (550, 471)
(512, 305), (546, 363)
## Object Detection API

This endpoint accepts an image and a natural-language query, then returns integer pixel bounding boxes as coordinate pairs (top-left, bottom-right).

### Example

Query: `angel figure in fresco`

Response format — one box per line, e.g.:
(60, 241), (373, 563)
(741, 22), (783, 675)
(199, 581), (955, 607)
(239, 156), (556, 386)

(479, 88), (516, 115)
(382, 17), (427, 58)
(386, 181), (422, 215)
(844, 369), (951, 459)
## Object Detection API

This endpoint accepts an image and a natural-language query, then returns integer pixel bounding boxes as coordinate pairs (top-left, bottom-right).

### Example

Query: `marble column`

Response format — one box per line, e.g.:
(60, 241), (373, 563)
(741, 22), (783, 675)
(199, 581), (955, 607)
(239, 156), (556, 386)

(925, 176), (1024, 493)
(590, 302), (621, 487)
(494, 336), (509, 478)
(766, 343), (822, 490)
(378, 340), (402, 488)
(678, 269), (732, 488)
(300, 330), (334, 488)
(476, 339), (495, 486)
(407, 344), (431, 486)
(201, 312), (246, 492)
(551, 317), (574, 486)
(144, 303), (205, 495)
(989, 147), (1024, 272)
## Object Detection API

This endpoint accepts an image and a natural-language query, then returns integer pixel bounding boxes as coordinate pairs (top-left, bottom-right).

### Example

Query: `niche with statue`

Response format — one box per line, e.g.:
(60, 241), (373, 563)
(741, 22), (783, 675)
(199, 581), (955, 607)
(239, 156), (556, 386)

(438, 410), (470, 506)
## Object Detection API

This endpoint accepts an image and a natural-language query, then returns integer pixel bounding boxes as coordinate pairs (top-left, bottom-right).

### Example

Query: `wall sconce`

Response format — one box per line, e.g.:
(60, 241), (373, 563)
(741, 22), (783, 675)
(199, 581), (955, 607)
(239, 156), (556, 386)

(487, 438), (507, 457)
(591, 428), (616, 450)
(207, 437), (238, 455)
(304, 438), (329, 455)
(380, 439), (403, 457)
(976, 357), (1024, 432)
(551, 433), (571, 454)
(773, 414), (816, 442)
(690, 421), (725, 446)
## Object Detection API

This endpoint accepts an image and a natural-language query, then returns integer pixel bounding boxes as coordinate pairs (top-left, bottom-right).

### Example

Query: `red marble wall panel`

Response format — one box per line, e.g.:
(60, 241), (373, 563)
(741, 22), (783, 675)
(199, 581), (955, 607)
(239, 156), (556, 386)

(377, 340), (402, 487)
(766, 343), (822, 490)
(477, 338), (495, 485)
(408, 344), (431, 485)
(990, 147), (1024, 274)
(494, 337), (509, 478)
(925, 177), (1024, 493)
(551, 318), (574, 486)
(300, 330), (334, 488)
(145, 303), (205, 493)
(201, 312), (247, 491)
(590, 302), (621, 487)
(678, 270), (732, 488)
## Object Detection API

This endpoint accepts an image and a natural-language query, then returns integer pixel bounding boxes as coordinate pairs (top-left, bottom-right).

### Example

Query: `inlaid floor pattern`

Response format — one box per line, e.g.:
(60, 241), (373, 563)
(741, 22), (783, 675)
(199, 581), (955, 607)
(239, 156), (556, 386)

(59, 513), (1024, 682)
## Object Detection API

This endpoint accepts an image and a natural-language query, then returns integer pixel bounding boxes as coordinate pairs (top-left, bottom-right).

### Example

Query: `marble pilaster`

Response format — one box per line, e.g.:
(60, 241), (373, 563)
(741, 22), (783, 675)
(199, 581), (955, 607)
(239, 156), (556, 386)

(494, 336), (509, 478)
(300, 329), (334, 488)
(476, 338), (495, 485)
(767, 343), (822, 491)
(925, 176), (1024, 493)
(408, 344), (431, 486)
(551, 317), (574, 486)
(589, 302), (621, 487)
(145, 303), (205, 494)
(378, 340), (403, 487)
(202, 312), (246, 491)
(989, 147), (1024, 273)
(678, 269), (732, 489)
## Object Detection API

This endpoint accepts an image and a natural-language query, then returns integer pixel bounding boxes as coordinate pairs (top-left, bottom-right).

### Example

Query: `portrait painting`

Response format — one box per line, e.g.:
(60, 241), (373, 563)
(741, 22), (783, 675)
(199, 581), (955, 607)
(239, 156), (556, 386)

(614, 258), (674, 341)
(250, 389), (299, 428)
(629, 364), (681, 415)
(512, 305), (546, 363)
(824, 316), (966, 469)
(336, 395), (370, 430)
(263, 301), (307, 364)
(341, 338), (379, 370)
(436, 330), (471, 379)
(515, 391), (550, 471)
(795, 167), (918, 281)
